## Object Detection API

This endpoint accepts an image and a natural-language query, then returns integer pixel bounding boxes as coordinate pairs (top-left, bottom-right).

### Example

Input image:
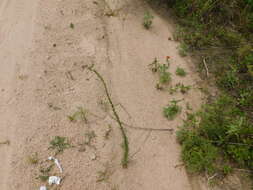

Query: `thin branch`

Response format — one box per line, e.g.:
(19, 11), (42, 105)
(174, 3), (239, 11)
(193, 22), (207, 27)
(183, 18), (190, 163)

(203, 58), (209, 77)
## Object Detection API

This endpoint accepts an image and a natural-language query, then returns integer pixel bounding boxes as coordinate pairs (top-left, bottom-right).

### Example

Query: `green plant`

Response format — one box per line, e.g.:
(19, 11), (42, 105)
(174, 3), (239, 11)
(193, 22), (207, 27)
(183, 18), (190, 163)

(143, 11), (154, 29)
(177, 95), (253, 175)
(163, 100), (182, 120)
(49, 136), (71, 154)
(70, 23), (74, 29)
(176, 67), (187, 76)
(222, 165), (233, 175)
(158, 64), (171, 83)
(177, 129), (218, 174)
(168, 83), (191, 94)
(150, 58), (171, 87)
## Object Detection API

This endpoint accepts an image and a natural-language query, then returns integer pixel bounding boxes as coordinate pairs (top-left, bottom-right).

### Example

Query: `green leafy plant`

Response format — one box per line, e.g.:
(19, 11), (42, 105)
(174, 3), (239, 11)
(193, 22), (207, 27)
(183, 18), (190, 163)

(177, 95), (253, 175)
(163, 100), (182, 120)
(176, 67), (187, 76)
(49, 136), (71, 154)
(143, 11), (154, 29)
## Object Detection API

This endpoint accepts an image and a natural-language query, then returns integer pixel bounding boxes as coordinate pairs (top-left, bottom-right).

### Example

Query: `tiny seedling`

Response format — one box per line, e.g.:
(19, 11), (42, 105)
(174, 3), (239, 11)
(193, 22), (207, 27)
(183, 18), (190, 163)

(150, 58), (159, 73)
(143, 11), (154, 29)
(49, 136), (71, 154)
(163, 100), (182, 120)
(70, 23), (74, 29)
(27, 153), (39, 165)
(176, 67), (187, 77)
(158, 64), (171, 84)
(149, 58), (171, 86)
(68, 107), (88, 123)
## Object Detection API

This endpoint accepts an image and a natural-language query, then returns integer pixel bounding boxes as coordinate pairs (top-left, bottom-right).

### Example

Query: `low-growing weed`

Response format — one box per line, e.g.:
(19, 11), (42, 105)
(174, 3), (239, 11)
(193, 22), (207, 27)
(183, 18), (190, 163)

(176, 67), (187, 76)
(49, 136), (71, 154)
(163, 100), (182, 120)
(143, 11), (154, 29)
(150, 58), (171, 88)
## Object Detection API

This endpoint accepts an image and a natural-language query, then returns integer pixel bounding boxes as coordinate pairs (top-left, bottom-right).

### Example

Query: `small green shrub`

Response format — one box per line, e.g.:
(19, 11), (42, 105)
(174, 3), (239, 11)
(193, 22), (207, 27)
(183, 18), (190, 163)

(163, 100), (181, 120)
(177, 95), (253, 175)
(143, 11), (154, 29)
(158, 64), (171, 83)
(176, 67), (187, 76)
(179, 130), (218, 174)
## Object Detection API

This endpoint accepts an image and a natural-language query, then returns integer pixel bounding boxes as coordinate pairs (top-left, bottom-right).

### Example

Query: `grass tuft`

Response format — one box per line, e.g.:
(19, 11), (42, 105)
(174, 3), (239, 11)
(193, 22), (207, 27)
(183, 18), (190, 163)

(163, 99), (182, 120)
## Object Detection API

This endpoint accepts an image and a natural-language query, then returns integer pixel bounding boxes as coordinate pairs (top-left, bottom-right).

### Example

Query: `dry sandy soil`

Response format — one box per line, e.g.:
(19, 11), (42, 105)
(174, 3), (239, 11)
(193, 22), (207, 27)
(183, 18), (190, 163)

(0, 0), (211, 189)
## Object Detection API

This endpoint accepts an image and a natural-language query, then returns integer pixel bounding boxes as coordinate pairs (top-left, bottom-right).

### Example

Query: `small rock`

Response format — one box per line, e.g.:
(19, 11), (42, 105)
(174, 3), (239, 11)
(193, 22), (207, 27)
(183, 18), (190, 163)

(39, 186), (47, 190)
(48, 176), (61, 185)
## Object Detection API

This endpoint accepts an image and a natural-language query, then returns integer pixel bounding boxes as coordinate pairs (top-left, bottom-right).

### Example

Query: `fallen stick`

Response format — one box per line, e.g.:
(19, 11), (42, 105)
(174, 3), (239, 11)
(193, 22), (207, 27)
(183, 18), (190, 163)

(203, 58), (209, 77)
(88, 66), (129, 168)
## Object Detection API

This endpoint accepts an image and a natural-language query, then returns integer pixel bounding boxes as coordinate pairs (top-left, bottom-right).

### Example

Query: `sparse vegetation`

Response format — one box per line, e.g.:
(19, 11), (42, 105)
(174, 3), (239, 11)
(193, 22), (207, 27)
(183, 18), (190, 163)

(163, 99), (182, 120)
(177, 95), (253, 175)
(49, 136), (71, 154)
(149, 0), (253, 180)
(70, 23), (74, 29)
(143, 11), (154, 29)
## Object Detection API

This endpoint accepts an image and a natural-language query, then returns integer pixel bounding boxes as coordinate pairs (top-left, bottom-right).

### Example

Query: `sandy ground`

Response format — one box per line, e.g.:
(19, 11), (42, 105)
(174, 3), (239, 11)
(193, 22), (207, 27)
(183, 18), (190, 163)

(0, 0), (208, 189)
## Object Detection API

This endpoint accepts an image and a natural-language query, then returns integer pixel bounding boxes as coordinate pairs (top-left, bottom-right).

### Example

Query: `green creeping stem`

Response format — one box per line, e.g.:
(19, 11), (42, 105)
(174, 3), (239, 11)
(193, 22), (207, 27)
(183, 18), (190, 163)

(88, 67), (129, 168)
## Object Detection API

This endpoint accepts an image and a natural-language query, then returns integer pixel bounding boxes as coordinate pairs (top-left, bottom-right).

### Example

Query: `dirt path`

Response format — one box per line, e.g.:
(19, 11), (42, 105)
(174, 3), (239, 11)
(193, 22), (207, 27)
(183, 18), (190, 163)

(0, 0), (204, 189)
